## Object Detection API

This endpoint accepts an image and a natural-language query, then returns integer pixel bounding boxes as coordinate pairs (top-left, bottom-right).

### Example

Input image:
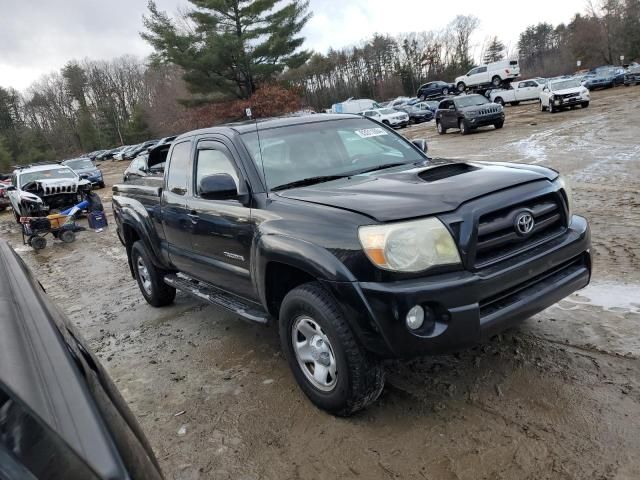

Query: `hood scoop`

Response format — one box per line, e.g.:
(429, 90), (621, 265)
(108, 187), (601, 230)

(418, 163), (479, 182)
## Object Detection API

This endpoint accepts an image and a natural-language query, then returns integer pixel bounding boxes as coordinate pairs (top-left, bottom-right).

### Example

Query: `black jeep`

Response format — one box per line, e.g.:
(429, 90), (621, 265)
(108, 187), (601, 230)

(436, 94), (505, 135)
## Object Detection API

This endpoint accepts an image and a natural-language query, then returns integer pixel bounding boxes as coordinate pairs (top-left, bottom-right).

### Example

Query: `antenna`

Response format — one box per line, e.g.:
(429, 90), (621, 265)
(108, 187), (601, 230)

(246, 107), (268, 198)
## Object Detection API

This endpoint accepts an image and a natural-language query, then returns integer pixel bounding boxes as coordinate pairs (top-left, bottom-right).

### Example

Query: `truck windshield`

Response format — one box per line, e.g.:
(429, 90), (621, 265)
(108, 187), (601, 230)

(242, 118), (425, 190)
(550, 79), (581, 90)
(454, 95), (489, 108)
(19, 168), (77, 188)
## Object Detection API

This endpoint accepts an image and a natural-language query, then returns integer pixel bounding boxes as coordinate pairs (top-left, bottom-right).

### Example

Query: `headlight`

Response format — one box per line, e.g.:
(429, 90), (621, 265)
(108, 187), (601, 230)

(557, 175), (573, 219)
(358, 217), (461, 272)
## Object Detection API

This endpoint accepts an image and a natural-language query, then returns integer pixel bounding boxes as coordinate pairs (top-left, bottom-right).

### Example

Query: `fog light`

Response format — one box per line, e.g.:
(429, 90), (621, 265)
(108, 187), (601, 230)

(406, 305), (425, 330)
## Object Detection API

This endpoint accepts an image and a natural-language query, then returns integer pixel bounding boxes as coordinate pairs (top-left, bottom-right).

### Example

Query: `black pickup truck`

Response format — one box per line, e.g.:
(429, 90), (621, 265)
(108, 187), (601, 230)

(113, 114), (591, 416)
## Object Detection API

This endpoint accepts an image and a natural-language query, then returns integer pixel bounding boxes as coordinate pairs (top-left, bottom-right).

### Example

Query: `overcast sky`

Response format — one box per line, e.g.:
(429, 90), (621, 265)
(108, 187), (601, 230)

(0, 0), (586, 91)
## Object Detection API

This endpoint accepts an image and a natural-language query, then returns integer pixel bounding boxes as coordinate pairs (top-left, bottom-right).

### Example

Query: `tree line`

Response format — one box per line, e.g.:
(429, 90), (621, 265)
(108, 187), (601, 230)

(1, 0), (639, 171)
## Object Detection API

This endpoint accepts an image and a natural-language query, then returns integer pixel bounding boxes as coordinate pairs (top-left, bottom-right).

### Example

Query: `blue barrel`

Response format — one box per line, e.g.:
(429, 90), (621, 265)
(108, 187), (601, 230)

(88, 211), (108, 230)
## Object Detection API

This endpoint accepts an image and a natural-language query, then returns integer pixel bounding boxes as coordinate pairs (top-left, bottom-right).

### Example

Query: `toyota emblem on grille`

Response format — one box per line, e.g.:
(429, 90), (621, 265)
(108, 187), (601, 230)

(515, 211), (535, 235)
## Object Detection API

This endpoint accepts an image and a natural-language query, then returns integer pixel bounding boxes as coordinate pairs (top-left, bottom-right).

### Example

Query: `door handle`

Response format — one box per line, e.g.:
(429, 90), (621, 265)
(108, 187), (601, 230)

(187, 211), (199, 224)
(171, 187), (187, 195)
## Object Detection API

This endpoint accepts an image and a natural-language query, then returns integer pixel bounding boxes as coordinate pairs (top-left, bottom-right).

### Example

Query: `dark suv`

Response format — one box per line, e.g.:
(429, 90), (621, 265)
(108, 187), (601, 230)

(417, 81), (456, 99)
(436, 94), (505, 135)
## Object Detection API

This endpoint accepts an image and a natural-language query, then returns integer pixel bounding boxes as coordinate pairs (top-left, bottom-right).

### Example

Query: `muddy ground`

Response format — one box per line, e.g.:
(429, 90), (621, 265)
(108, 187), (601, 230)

(1, 87), (639, 480)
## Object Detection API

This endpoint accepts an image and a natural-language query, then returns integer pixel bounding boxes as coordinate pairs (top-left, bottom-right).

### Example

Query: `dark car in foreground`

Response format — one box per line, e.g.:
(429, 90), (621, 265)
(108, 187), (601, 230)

(0, 182), (10, 211)
(436, 94), (504, 135)
(0, 240), (163, 479)
(417, 81), (456, 99)
(112, 114), (591, 416)
(62, 157), (105, 189)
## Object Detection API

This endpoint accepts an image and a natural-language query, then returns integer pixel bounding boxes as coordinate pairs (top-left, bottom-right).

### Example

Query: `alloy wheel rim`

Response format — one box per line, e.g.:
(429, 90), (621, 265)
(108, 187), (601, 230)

(291, 316), (337, 392)
(136, 257), (153, 295)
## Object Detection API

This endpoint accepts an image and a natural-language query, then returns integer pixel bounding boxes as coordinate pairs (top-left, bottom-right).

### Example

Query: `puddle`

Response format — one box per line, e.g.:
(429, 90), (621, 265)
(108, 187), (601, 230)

(566, 282), (640, 314)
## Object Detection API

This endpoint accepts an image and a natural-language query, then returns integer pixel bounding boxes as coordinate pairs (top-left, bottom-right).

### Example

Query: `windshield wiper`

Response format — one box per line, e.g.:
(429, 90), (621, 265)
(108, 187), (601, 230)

(352, 162), (408, 175)
(271, 175), (349, 191)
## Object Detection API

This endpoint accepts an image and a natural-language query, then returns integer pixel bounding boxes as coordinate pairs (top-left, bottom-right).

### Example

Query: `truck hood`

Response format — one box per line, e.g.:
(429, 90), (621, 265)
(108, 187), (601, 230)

(551, 87), (583, 95)
(276, 160), (557, 222)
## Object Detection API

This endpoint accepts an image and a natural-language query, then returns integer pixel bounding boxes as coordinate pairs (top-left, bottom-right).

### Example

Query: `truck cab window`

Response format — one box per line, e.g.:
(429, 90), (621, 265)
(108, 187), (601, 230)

(166, 141), (191, 194)
(196, 148), (239, 196)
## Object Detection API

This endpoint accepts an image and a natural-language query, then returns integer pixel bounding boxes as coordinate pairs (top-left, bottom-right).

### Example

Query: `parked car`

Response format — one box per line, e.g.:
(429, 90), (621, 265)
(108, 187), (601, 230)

(6, 164), (92, 221)
(112, 113), (591, 416)
(386, 96), (414, 109)
(625, 62), (640, 85)
(435, 94), (504, 135)
(114, 145), (138, 162)
(62, 157), (105, 189)
(128, 140), (159, 159)
(97, 146), (125, 161)
(416, 100), (441, 112)
(417, 81), (456, 99)
(0, 240), (163, 479)
(489, 78), (546, 106)
(455, 59), (520, 92)
(331, 98), (380, 114)
(123, 153), (166, 183)
(361, 108), (410, 128)
(395, 104), (434, 123)
(539, 78), (590, 112)
(583, 67), (625, 90)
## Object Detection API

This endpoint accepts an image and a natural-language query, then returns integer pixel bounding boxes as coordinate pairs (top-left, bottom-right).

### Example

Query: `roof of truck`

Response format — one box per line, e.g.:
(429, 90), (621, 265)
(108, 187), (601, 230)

(174, 113), (361, 141)
(13, 163), (71, 174)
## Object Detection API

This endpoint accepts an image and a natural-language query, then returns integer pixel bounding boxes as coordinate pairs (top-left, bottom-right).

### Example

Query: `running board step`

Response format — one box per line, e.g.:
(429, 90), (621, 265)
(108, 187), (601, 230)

(164, 273), (269, 324)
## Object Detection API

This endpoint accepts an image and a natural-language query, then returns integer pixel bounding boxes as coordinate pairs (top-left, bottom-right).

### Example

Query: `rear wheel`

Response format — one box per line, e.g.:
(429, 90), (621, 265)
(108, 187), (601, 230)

(30, 236), (47, 251)
(279, 282), (385, 416)
(59, 230), (76, 244)
(437, 121), (446, 135)
(494, 97), (504, 106)
(442, 87), (449, 95)
(510, 101), (520, 106)
(457, 82), (466, 92)
(98, 181), (106, 189)
(491, 76), (502, 87)
(131, 241), (176, 307)
(459, 119), (469, 135)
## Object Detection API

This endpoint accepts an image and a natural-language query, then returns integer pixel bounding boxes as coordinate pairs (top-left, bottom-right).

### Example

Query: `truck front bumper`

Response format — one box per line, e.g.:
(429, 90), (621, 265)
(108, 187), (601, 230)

(332, 215), (591, 358)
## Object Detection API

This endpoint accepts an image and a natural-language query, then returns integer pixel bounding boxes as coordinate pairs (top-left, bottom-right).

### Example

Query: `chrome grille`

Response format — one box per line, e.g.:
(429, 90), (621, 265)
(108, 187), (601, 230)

(478, 106), (501, 115)
(474, 194), (566, 267)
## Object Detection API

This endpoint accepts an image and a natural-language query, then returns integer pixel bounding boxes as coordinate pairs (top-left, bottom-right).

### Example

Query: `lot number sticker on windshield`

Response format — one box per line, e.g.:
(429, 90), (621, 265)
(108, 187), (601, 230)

(355, 128), (388, 139)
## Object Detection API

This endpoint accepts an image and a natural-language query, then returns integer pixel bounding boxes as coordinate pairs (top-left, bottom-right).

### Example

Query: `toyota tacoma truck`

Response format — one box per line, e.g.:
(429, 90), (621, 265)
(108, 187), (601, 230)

(113, 114), (592, 416)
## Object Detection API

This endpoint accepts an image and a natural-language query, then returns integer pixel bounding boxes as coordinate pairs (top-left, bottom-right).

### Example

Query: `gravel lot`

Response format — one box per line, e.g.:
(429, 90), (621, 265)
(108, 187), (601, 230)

(1, 87), (639, 480)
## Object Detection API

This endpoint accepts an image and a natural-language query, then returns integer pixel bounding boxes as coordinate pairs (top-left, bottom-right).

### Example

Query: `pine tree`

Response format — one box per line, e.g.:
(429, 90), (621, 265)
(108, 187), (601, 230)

(484, 36), (506, 64)
(142, 0), (312, 100)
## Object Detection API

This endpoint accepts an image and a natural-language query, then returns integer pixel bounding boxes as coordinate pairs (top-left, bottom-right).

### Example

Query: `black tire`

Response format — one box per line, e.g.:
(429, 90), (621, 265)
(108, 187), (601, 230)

(510, 101), (520, 106)
(459, 119), (469, 135)
(494, 121), (504, 129)
(0, 206), (6, 212)
(539, 100), (546, 112)
(382, 120), (390, 126)
(581, 101), (589, 108)
(279, 282), (385, 416)
(98, 181), (106, 189)
(59, 230), (76, 244)
(491, 75), (502, 87)
(442, 87), (449, 95)
(456, 82), (466, 92)
(548, 100), (555, 113)
(131, 241), (176, 307)
(30, 236), (47, 251)
(494, 97), (504, 106)
(436, 120), (446, 135)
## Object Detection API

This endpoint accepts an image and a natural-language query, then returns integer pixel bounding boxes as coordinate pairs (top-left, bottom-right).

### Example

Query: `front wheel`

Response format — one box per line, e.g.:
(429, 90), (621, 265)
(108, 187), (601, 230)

(436, 121), (446, 135)
(279, 282), (385, 416)
(131, 241), (176, 307)
(98, 181), (106, 189)
(494, 121), (504, 129)
(494, 97), (504, 106)
(459, 119), (470, 135)
(442, 87), (449, 95)
(548, 100), (555, 113)
(581, 101), (589, 108)
(457, 82), (466, 92)
(491, 76), (502, 87)
(540, 100), (546, 112)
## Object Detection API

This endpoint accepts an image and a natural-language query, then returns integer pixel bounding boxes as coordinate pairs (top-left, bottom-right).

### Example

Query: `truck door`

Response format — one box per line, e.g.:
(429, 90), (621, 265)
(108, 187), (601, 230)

(161, 140), (196, 273)
(185, 138), (257, 301)
(516, 81), (533, 100)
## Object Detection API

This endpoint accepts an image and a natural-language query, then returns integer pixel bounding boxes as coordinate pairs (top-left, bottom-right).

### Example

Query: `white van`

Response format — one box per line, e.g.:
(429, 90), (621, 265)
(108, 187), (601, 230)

(455, 59), (520, 91)
(331, 98), (380, 114)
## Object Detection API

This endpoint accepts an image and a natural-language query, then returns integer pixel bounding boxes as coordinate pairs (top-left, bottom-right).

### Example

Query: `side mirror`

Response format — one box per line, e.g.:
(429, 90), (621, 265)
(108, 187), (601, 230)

(199, 174), (238, 200)
(412, 139), (428, 153)
(449, 105), (456, 110)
